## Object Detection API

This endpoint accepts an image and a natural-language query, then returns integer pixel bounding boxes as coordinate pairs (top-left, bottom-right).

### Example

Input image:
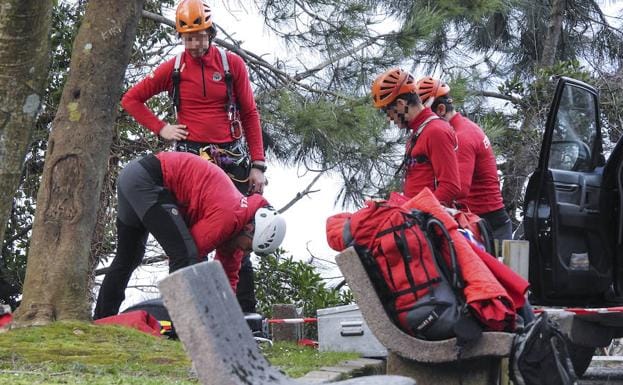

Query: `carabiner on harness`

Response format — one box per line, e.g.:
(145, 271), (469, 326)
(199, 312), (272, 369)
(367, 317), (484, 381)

(230, 118), (243, 140)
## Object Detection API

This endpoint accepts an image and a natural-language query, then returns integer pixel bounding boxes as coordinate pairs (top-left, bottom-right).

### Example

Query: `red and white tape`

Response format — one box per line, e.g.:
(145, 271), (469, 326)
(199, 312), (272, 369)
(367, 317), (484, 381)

(267, 317), (317, 324)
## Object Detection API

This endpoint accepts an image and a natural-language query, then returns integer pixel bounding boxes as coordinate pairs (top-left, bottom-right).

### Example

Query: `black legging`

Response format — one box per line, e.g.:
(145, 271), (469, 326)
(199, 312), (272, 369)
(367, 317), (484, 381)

(93, 203), (198, 320)
(93, 157), (198, 320)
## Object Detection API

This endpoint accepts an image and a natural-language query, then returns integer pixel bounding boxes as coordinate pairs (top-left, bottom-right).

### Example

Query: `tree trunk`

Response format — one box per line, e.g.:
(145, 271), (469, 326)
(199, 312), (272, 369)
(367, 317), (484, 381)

(0, 1), (52, 250)
(502, 0), (565, 221)
(13, 0), (145, 327)
(540, 0), (565, 68)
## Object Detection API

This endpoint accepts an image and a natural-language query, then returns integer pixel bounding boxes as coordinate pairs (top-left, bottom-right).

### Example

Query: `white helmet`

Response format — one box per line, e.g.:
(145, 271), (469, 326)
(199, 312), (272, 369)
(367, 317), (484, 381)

(252, 206), (286, 255)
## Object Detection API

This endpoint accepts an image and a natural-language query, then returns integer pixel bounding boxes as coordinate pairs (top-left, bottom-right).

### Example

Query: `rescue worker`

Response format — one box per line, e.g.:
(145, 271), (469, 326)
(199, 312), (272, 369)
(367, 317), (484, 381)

(415, 77), (512, 241)
(371, 68), (460, 206)
(93, 152), (286, 320)
(120, 0), (266, 313)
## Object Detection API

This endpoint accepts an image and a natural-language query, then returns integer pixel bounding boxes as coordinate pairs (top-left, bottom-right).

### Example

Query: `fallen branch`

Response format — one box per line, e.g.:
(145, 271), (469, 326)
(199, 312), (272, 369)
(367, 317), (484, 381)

(94, 254), (168, 276)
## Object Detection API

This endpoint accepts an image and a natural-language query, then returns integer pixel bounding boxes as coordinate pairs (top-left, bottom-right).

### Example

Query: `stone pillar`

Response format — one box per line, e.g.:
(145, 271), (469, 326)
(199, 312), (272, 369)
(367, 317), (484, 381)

(271, 304), (300, 342)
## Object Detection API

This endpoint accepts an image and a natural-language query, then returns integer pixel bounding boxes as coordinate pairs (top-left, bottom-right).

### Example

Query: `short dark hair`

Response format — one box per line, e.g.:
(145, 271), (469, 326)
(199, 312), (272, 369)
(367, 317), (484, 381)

(431, 95), (454, 113)
(396, 92), (422, 106)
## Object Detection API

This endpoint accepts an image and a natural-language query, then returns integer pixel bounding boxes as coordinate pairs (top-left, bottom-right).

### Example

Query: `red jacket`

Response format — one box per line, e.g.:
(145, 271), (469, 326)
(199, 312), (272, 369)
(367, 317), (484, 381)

(122, 48), (265, 161)
(450, 113), (504, 215)
(403, 108), (460, 205)
(156, 152), (268, 289)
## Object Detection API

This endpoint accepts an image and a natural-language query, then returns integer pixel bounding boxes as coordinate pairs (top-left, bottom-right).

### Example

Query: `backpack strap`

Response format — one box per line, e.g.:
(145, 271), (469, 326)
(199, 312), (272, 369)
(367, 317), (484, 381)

(353, 244), (400, 323)
(424, 216), (483, 353)
(171, 51), (184, 117)
(342, 218), (354, 247)
(395, 116), (440, 178)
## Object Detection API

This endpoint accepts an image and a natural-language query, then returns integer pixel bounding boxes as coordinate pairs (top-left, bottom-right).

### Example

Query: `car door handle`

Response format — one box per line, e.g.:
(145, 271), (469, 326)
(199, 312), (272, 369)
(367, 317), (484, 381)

(554, 183), (578, 192)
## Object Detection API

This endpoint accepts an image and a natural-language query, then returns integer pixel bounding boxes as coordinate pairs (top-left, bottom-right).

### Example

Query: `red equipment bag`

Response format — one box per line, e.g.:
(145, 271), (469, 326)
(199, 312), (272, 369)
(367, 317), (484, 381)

(94, 310), (162, 337)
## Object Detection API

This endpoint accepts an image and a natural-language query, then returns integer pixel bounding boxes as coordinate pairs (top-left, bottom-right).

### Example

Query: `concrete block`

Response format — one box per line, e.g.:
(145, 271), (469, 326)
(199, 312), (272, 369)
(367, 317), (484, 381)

(158, 261), (416, 385)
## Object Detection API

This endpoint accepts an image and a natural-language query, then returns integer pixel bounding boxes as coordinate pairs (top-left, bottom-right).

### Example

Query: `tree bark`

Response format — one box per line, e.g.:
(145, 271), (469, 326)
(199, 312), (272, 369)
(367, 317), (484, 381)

(0, 1), (52, 250)
(13, 0), (145, 327)
(502, 0), (566, 221)
(540, 0), (565, 68)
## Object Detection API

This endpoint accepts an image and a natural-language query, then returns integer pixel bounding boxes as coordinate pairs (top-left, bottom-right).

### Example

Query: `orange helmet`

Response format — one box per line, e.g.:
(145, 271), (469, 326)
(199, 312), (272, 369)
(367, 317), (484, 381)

(176, 0), (213, 34)
(415, 76), (451, 104)
(371, 68), (417, 109)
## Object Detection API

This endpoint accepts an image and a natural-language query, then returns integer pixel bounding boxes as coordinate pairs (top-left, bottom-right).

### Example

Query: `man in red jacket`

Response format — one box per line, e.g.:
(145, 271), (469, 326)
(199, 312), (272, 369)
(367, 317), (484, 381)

(416, 77), (512, 241)
(121, 0), (266, 313)
(371, 68), (460, 206)
(93, 152), (286, 320)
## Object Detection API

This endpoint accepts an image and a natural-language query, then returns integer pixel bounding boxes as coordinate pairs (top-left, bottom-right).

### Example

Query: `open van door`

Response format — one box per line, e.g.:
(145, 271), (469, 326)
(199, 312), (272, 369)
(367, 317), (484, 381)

(523, 76), (615, 306)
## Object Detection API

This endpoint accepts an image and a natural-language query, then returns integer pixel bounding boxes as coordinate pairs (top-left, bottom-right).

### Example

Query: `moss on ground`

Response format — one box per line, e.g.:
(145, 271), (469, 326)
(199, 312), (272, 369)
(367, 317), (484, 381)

(262, 341), (360, 378)
(0, 321), (359, 384)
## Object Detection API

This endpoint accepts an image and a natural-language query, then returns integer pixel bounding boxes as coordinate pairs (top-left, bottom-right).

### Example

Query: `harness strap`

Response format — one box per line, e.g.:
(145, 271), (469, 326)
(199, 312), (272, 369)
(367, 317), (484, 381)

(395, 116), (440, 178)
(171, 52), (184, 116)
(219, 47), (235, 116)
(218, 48), (242, 140)
(170, 48), (241, 139)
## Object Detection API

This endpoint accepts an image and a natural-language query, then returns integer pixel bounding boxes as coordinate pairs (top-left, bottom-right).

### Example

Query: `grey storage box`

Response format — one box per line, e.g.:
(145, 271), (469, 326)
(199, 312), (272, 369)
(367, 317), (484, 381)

(317, 304), (387, 357)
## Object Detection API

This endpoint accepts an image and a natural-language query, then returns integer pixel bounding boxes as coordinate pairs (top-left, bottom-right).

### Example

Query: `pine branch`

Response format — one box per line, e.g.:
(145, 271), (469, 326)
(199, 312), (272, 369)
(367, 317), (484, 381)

(277, 171), (324, 214)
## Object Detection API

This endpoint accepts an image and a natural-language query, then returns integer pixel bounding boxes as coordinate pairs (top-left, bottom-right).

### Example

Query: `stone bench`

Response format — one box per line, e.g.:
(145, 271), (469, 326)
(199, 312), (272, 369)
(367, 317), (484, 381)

(158, 260), (416, 385)
(335, 247), (515, 385)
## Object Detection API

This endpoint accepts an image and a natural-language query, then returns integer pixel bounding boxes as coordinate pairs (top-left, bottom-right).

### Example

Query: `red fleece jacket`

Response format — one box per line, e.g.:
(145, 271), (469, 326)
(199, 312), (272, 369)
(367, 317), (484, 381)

(403, 108), (460, 205)
(450, 113), (504, 214)
(156, 152), (268, 289)
(123, 48), (264, 161)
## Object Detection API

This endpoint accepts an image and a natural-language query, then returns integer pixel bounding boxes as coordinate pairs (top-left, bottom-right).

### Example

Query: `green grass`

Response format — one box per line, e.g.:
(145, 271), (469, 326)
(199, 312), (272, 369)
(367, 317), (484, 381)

(262, 341), (360, 378)
(0, 321), (359, 384)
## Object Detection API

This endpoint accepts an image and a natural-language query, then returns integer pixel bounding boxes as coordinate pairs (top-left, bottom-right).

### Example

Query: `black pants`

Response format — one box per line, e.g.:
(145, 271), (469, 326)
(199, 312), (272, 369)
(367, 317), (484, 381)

(93, 156), (198, 319)
(480, 207), (513, 242)
(176, 141), (257, 313)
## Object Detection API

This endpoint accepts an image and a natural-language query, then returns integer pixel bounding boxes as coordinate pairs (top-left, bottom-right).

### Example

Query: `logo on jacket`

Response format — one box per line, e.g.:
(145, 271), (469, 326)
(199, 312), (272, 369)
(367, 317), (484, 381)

(483, 136), (491, 149)
(240, 196), (248, 208)
(213, 72), (222, 81)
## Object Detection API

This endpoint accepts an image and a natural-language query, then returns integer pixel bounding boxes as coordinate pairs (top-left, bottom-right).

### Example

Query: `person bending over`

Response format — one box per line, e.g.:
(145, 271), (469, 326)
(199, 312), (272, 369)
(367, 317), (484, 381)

(93, 152), (286, 320)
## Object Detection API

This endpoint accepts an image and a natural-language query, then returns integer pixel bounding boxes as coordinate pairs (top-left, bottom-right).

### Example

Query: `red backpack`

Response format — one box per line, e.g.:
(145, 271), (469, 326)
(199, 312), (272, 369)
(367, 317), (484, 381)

(330, 200), (472, 341)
